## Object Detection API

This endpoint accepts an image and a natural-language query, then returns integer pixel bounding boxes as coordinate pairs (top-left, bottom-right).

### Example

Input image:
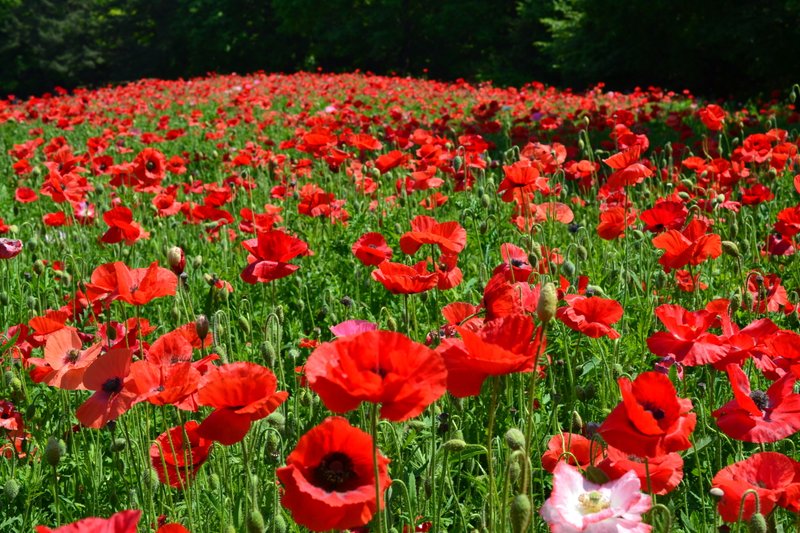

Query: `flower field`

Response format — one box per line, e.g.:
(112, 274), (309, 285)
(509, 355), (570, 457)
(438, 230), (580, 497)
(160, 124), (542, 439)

(1, 72), (800, 532)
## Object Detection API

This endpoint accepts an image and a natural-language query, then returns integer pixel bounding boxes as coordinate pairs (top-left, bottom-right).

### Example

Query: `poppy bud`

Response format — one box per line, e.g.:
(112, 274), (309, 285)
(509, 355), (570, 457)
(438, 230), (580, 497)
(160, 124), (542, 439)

(443, 439), (467, 452)
(167, 246), (185, 275)
(508, 457), (522, 484)
(709, 487), (724, 500)
(192, 255), (203, 269)
(537, 282), (557, 323)
(739, 240), (750, 256)
(748, 513), (767, 533)
(652, 270), (667, 289)
(26, 296), (37, 309)
(170, 305), (180, 323)
(223, 526), (236, 533)
(266, 412), (285, 432)
(570, 411), (584, 434)
(45, 437), (66, 466)
(453, 155), (463, 171)
(0, 292), (7, 305)
(408, 420), (427, 432)
(576, 245), (588, 261)
(632, 229), (645, 240)
(481, 193), (492, 209)
(110, 438), (126, 452)
(261, 341), (277, 367)
(27, 237), (38, 252)
(510, 494), (532, 533)
(561, 260), (575, 277)
(578, 138), (585, 151)
(583, 465), (609, 485)
(273, 514), (287, 533)
(33, 260), (45, 275)
(195, 314), (210, 342)
(4, 479), (20, 501)
(529, 242), (543, 261)
(576, 382), (596, 401)
(504, 428), (526, 451)
(680, 178), (695, 189)
(386, 316), (398, 331)
(209, 473), (221, 492)
(721, 241), (740, 258)
(8, 377), (22, 396)
(479, 221), (488, 234)
(247, 509), (266, 533)
(238, 315), (251, 336)
(677, 191), (691, 201)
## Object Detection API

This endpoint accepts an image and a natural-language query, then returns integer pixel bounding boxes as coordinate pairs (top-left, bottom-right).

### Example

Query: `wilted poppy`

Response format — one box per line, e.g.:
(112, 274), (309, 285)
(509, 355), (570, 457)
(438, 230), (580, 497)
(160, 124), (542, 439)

(305, 330), (446, 421)
(598, 371), (696, 458)
(277, 417), (391, 531)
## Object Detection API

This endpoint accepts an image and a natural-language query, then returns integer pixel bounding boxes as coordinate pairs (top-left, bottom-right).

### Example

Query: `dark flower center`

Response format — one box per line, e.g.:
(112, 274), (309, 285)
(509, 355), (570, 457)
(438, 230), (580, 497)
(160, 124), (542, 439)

(146, 160), (156, 172)
(102, 377), (123, 393)
(313, 452), (357, 492)
(749, 390), (770, 411)
(510, 258), (526, 268)
(643, 403), (665, 420)
(65, 349), (80, 363)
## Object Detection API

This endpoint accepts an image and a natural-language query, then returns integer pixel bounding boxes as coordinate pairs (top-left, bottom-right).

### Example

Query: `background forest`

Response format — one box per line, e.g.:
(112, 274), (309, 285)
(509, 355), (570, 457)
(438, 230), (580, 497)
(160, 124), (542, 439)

(2, 0), (800, 99)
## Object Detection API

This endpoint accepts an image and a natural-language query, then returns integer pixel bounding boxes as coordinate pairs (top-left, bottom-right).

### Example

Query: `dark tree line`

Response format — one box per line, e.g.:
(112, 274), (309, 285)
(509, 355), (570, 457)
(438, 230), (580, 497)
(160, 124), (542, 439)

(1, 0), (799, 98)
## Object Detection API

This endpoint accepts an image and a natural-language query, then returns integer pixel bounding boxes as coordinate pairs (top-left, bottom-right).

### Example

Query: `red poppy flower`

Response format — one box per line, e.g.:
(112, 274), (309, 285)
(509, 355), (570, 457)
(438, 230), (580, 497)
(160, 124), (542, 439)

(35, 509), (141, 533)
(541, 433), (603, 473)
(150, 420), (213, 489)
(746, 273), (792, 314)
(651, 219), (721, 272)
(305, 330), (446, 421)
(240, 229), (311, 284)
(352, 232), (393, 266)
(197, 362), (288, 445)
(436, 314), (546, 398)
(556, 294), (623, 339)
(375, 150), (409, 174)
(29, 328), (101, 390)
(127, 360), (200, 407)
(100, 206), (150, 245)
(0, 400), (23, 433)
(598, 447), (684, 496)
(0, 238), (23, 259)
(647, 304), (729, 367)
(711, 452), (800, 522)
(497, 161), (546, 202)
(15, 187), (38, 203)
(371, 260), (439, 294)
(75, 347), (137, 428)
(492, 243), (534, 282)
(399, 215), (466, 256)
(602, 145), (653, 190)
(698, 104), (726, 131)
(713, 364), (800, 443)
(112, 261), (178, 306)
(277, 417), (391, 532)
(598, 371), (696, 458)
(640, 200), (687, 233)
(432, 253), (462, 290)
(133, 147), (167, 191)
(597, 207), (635, 240)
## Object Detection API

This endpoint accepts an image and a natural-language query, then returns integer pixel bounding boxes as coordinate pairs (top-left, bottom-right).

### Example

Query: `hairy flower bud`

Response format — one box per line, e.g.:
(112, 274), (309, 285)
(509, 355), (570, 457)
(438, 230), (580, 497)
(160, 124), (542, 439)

(537, 282), (557, 323)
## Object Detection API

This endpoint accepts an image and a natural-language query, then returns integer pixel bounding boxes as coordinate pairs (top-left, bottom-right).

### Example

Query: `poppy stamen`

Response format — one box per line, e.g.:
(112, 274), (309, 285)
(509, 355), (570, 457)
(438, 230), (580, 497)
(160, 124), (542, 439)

(102, 377), (123, 394)
(749, 390), (770, 411)
(313, 452), (357, 492)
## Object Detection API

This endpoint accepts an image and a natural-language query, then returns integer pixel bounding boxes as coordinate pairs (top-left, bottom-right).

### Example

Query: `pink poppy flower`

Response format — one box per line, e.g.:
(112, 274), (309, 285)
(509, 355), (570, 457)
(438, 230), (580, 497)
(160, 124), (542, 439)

(541, 462), (652, 532)
(329, 320), (378, 338)
(0, 238), (23, 259)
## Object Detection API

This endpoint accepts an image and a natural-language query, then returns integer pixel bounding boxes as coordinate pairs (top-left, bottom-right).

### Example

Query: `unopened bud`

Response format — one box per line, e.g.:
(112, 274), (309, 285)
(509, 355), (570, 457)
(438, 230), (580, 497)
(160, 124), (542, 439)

(510, 494), (532, 533)
(721, 241), (740, 258)
(247, 510), (265, 533)
(537, 282), (557, 323)
(4, 479), (20, 501)
(443, 439), (467, 452)
(504, 428), (526, 451)
(195, 314), (210, 342)
(167, 246), (186, 275)
(45, 437), (66, 466)
(748, 512), (767, 533)
(709, 487), (724, 500)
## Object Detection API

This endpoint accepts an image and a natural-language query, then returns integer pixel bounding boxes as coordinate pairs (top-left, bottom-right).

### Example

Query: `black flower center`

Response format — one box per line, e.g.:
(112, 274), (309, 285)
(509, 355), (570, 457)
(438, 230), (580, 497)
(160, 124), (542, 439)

(313, 452), (357, 492)
(102, 377), (123, 393)
(643, 403), (665, 420)
(65, 349), (80, 364)
(749, 390), (770, 411)
(146, 160), (156, 172)
(510, 258), (526, 268)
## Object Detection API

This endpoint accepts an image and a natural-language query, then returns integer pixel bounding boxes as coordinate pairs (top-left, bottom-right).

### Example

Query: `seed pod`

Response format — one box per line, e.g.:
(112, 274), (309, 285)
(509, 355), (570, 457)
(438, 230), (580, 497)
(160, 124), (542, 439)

(45, 437), (66, 467)
(504, 428), (526, 451)
(536, 282), (557, 323)
(510, 494), (532, 533)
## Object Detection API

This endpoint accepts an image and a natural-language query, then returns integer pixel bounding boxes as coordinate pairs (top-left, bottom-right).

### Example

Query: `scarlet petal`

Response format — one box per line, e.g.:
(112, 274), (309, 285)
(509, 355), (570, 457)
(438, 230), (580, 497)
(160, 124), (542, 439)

(197, 408), (252, 445)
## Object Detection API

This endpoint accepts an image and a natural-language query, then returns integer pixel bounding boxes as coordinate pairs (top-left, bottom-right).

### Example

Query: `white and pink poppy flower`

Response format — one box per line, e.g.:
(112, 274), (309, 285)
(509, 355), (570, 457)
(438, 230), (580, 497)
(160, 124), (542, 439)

(541, 462), (652, 532)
